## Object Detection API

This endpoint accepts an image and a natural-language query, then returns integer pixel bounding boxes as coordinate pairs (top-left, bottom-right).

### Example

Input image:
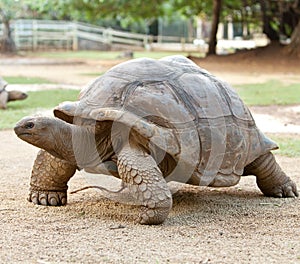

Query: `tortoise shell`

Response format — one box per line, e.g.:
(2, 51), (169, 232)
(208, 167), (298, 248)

(54, 56), (277, 187)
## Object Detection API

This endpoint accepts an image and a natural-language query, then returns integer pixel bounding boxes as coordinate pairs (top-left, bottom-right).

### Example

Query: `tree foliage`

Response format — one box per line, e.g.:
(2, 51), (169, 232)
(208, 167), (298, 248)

(1, 0), (300, 56)
(0, 0), (38, 52)
(0, 0), (22, 52)
(28, 0), (167, 23)
(258, 0), (300, 56)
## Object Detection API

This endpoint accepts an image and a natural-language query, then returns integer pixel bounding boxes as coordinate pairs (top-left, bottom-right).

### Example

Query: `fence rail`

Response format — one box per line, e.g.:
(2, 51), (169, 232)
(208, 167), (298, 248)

(0, 19), (198, 51)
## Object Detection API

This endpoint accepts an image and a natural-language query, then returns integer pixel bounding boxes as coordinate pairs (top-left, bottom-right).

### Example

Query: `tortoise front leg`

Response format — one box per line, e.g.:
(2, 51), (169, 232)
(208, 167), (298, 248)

(244, 152), (298, 198)
(117, 144), (172, 225)
(29, 149), (77, 206)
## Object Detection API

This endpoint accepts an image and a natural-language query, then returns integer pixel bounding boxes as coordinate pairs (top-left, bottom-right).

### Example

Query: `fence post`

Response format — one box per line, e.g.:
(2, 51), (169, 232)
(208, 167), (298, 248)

(105, 28), (113, 45)
(181, 37), (186, 51)
(103, 28), (112, 50)
(14, 20), (20, 50)
(72, 22), (78, 51)
(143, 35), (148, 49)
(32, 20), (38, 51)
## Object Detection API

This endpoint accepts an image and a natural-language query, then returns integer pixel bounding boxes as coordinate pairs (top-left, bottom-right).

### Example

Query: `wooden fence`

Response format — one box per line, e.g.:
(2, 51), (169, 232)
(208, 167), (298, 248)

(0, 19), (197, 51)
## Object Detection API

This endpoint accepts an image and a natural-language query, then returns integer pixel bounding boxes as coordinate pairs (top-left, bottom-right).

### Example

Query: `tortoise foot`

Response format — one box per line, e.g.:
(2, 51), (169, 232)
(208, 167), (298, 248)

(138, 199), (172, 225)
(28, 190), (67, 206)
(26, 150), (76, 206)
(261, 178), (298, 198)
(245, 153), (298, 198)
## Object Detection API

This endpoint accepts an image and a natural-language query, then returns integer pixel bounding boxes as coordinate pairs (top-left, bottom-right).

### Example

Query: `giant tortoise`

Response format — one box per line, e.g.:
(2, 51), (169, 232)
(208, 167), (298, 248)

(14, 56), (298, 224)
(0, 77), (28, 109)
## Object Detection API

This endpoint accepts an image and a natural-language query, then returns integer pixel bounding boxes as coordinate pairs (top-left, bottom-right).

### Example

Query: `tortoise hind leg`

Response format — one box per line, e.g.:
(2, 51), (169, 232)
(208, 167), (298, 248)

(117, 143), (172, 225)
(244, 152), (298, 198)
(29, 149), (77, 206)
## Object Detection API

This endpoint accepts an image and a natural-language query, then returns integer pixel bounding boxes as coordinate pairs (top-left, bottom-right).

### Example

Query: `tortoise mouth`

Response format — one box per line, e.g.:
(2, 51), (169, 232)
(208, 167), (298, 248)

(16, 132), (32, 137)
(14, 130), (33, 138)
(13, 125), (33, 138)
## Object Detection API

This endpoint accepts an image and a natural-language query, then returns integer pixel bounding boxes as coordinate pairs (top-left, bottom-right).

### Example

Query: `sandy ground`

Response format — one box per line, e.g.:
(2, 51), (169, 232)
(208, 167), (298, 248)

(1, 131), (299, 264)
(0, 52), (300, 263)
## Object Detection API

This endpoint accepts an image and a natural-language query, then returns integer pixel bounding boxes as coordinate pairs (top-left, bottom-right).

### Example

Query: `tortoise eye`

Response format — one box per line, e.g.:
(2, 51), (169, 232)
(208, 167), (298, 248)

(25, 122), (34, 129)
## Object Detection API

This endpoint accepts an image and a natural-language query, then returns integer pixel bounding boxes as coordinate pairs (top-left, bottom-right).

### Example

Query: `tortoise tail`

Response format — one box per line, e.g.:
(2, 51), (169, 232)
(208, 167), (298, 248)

(243, 152), (298, 198)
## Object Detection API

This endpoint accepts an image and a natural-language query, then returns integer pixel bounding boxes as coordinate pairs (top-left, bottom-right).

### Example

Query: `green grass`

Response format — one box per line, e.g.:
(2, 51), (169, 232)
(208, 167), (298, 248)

(235, 81), (300, 106)
(25, 51), (200, 60)
(80, 72), (105, 77)
(270, 135), (300, 157)
(0, 89), (79, 129)
(3, 76), (53, 84)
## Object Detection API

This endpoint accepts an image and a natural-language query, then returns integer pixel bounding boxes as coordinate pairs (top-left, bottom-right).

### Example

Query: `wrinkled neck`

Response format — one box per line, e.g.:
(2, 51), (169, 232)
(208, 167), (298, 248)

(44, 121), (76, 164)
(70, 125), (97, 167)
(47, 121), (113, 170)
(69, 125), (113, 169)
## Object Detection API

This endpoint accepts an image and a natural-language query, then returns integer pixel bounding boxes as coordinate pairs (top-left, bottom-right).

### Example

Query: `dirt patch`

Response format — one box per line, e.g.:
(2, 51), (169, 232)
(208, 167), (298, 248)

(189, 43), (300, 86)
(250, 105), (300, 134)
(0, 130), (299, 263)
(0, 48), (300, 263)
(190, 43), (300, 73)
(0, 56), (123, 86)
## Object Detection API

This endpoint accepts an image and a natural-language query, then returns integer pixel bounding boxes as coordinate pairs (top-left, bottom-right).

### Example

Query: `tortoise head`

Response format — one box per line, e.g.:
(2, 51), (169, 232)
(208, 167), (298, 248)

(14, 116), (110, 168)
(14, 116), (73, 160)
(7, 90), (28, 102)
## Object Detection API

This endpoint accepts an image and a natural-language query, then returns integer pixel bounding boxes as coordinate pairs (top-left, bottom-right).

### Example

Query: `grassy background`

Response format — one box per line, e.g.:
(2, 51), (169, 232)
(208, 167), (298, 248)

(271, 135), (300, 157)
(26, 51), (201, 60)
(235, 81), (300, 106)
(230, 80), (300, 157)
(0, 89), (79, 129)
(3, 76), (53, 84)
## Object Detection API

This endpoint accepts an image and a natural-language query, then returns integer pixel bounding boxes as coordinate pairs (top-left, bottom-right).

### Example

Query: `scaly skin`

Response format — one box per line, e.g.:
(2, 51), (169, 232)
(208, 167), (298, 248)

(117, 143), (172, 224)
(29, 149), (77, 206)
(244, 152), (298, 198)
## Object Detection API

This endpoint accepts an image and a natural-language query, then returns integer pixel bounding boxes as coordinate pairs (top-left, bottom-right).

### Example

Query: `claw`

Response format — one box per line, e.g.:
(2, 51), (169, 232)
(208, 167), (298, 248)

(282, 181), (298, 198)
(59, 193), (67, 205)
(284, 186), (294, 198)
(48, 194), (58, 206)
(28, 190), (67, 206)
(273, 192), (283, 198)
(31, 193), (39, 204)
(39, 193), (48, 205)
(269, 181), (298, 198)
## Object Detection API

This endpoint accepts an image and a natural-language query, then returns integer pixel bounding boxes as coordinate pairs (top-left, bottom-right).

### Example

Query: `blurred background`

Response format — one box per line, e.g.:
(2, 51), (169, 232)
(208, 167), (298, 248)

(1, 0), (299, 54)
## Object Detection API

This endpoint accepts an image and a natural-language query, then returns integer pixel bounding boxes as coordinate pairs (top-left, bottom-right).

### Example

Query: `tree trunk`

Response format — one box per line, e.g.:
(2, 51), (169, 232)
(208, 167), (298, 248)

(0, 11), (16, 53)
(281, 6), (299, 37)
(259, 0), (279, 41)
(284, 20), (300, 57)
(208, 0), (222, 55)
